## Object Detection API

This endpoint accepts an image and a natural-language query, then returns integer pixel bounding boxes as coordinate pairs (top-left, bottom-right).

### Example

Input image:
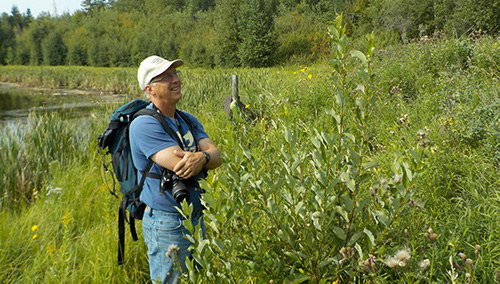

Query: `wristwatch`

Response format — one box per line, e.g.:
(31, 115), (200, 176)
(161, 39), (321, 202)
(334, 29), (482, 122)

(202, 151), (210, 165)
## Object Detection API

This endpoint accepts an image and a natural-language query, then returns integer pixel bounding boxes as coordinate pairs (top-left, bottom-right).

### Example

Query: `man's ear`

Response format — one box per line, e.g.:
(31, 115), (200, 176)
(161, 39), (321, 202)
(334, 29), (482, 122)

(144, 85), (155, 97)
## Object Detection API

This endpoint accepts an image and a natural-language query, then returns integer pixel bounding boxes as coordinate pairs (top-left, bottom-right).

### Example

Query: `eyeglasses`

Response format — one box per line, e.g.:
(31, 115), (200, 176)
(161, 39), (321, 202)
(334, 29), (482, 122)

(149, 70), (181, 84)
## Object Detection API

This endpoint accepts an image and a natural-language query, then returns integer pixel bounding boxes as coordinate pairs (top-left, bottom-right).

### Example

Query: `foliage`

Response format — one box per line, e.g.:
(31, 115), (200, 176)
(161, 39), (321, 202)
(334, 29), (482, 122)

(42, 31), (67, 66)
(237, 0), (278, 67)
(1, 0), (499, 68)
(0, 22), (498, 282)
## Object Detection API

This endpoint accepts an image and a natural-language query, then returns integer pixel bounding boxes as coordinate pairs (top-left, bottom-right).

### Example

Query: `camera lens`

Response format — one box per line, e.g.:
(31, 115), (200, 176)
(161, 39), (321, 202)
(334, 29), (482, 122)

(171, 178), (190, 203)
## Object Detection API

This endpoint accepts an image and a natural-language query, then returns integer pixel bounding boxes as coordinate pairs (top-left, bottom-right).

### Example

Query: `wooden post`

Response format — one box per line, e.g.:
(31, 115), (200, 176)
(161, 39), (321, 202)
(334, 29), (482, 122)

(232, 75), (239, 102)
(225, 75), (241, 118)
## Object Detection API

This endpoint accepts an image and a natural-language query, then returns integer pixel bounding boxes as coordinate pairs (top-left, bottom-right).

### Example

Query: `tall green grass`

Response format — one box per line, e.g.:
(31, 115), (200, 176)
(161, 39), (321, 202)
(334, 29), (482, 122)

(0, 33), (498, 282)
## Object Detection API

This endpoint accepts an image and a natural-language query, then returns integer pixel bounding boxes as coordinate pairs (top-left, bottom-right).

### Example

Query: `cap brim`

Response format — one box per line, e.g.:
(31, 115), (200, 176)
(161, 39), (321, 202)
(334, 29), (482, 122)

(149, 59), (183, 83)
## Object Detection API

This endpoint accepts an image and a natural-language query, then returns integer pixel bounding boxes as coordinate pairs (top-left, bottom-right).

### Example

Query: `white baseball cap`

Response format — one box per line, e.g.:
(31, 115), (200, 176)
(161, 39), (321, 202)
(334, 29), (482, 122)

(137, 55), (183, 90)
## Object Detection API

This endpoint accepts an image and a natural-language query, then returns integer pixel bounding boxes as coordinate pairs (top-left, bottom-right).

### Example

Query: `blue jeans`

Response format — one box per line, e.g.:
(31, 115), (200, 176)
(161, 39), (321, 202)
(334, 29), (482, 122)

(142, 207), (205, 284)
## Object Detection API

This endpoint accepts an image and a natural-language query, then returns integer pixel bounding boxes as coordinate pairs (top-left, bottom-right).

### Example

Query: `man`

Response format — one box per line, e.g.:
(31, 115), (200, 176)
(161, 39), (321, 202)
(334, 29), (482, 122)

(130, 55), (221, 283)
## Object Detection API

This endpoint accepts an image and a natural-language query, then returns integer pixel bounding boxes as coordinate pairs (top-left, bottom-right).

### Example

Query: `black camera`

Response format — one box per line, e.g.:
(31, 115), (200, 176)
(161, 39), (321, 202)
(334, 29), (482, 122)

(160, 169), (190, 204)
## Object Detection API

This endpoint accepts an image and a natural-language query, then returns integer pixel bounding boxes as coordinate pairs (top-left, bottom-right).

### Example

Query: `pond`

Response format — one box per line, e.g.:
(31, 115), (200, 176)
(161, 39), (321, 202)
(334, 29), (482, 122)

(0, 83), (124, 126)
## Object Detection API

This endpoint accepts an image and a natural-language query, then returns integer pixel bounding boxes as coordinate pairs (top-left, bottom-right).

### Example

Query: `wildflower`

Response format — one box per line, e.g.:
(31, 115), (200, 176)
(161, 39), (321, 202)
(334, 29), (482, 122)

(465, 258), (473, 270)
(425, 228), (438, 242)
(385, 248), (411, 268)
(474, 244), (481, 255)
(385, 257), (399, 268)
(308, 74), (312, 79)
(31, 225), (39, 232)
(166, 244), (180, 258)
(61, 211), (74, 227)
(245, 104), (250, 109)
(393, 173), (403, 183)
(466, 272), (471, 282)
(361, 255), (377, 272)
(419, 259), (430, 271)
(46, 186), (62, 196)
(458, 252), (467, 260)
(32, 234), (38, 240)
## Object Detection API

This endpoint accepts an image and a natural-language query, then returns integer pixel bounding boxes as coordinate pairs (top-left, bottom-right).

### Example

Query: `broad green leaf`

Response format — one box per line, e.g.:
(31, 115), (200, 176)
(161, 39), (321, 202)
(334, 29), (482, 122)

(350, 150), (361, 166)
(344, 132), (355, 143)
(335, 89), (344, 106)
(364, 228), (375, 246)
(341, 194), (353, 210)
(348, 231), (364, 246)
(351, 50), (367, 64)
(318, 258), (335, 268)
(354, 243), (363, 259)
(311, 136), (321, 149)
(213, 239), (226, 252)
(295, 201), (304, 214)
(404, 162), (413, 181)
(284, 127), (292, 143)
(373, 210), (390, 226)
(356, 96), (367, 108)
(284, 251), (299, 260)
(241, 173), (251, 187)
(362, 161), (379, 170)
(411, 149), (420, 163)
(285, 273), (310, 283)
(332, 226), (346, 240)
(197, 239), (210, 253)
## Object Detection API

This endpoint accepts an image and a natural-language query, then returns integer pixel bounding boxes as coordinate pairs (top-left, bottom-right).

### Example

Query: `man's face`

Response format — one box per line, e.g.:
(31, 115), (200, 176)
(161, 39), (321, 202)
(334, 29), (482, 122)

(147, 68), (182, 103)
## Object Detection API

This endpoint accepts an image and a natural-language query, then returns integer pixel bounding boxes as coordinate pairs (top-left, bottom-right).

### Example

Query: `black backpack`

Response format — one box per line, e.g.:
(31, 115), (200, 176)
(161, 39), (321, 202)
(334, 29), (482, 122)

(97, 99), (196, 265)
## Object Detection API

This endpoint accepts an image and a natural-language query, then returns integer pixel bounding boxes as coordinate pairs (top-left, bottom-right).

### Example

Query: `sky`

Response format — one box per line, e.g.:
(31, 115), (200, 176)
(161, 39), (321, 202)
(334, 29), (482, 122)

(1, 0), (83, 18)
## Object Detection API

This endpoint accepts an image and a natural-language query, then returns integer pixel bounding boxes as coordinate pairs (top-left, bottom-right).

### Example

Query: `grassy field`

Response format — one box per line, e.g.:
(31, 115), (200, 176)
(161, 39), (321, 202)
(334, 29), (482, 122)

(0, 28), (498, 282)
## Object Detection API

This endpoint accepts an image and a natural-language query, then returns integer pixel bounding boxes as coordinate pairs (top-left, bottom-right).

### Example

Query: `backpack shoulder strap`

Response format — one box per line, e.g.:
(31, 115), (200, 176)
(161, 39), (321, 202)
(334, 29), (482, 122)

(175, 109), (199, 151)
(134, 107), (184, 147)
(175, 109), (197, 130)
(118, 159), (154, 265)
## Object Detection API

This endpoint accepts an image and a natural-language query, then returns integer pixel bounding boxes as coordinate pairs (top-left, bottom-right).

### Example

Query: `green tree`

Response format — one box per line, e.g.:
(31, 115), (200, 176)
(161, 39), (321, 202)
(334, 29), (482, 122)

(27, 16), (52, 65)
(238, 0), (277, 67)
(368, 0), (433, 43)
(42, 31), (67, 65)
(87, 37), (109, 67)
(212, 0), (241, 67)
(67, 41), (87, 66)
(445, 0), (500, 36)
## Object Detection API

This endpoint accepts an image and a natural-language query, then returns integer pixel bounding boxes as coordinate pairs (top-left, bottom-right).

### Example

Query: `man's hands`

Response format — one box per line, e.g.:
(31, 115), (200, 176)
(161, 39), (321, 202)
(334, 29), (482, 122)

(173, 150), (205, 179)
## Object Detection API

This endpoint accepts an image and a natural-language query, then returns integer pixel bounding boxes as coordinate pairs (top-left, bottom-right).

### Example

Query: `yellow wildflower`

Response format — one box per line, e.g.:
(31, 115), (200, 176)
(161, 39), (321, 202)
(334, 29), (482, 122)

(61, 211), (74, 227)
(32, 234), (38, 240)
(308, 74), (312, 79)
(245, 104), (250, 109)
(31, 225), (39, 231)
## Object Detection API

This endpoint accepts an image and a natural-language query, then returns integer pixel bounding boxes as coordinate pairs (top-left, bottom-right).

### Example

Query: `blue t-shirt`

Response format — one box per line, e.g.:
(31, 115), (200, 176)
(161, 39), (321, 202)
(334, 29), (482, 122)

(129, 103), (208, 214)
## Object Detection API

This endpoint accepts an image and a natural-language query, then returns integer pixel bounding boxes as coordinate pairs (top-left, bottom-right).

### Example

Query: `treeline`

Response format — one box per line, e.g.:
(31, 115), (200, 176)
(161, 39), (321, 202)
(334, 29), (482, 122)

(0, 0), (498, 68)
